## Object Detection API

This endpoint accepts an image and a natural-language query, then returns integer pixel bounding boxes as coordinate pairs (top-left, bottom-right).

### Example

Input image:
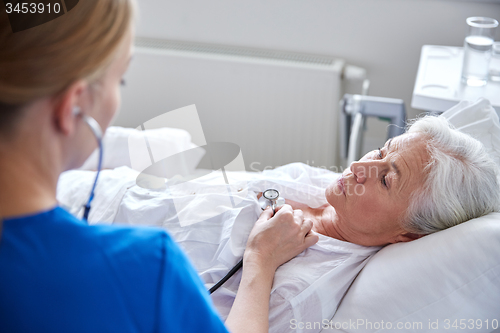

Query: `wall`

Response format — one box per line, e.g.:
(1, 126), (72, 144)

(130, 0), (500, 153)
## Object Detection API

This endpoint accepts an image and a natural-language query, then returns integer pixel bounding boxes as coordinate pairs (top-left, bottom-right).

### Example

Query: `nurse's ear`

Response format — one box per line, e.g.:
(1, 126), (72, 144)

(52, 80), (88, 136)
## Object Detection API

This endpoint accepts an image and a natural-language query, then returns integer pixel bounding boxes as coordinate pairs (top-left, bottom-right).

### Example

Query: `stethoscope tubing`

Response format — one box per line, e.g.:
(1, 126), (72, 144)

(80, 114), (104, 222)
(208, 259), (243, 294)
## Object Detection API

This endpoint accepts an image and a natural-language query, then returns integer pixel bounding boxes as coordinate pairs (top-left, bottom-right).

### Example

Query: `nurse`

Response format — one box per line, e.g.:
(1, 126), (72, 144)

(0, 1), (318, 332)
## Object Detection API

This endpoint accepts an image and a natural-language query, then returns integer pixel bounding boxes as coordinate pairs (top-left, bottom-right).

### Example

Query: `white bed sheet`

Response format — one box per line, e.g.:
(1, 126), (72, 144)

(57, 163), (380, 333)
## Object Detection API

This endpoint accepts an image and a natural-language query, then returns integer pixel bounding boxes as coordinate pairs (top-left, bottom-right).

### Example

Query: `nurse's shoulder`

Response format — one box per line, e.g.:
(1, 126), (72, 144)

(0, 206), (228, 333)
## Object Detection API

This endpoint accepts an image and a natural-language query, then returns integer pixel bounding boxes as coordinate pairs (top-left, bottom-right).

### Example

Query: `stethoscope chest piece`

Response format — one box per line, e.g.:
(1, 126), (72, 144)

(258, 188), (285, 213)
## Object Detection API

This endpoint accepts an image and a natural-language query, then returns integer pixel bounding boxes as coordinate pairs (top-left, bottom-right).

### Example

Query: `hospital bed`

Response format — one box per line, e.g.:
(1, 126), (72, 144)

(58, 99), (500, 333)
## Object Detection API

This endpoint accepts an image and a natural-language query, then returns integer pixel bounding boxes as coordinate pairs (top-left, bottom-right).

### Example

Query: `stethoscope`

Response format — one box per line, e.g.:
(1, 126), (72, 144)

(71, 112), (284, 293)
(258, 188), (286, 215)
(72, 106), (103, 222)
(209, 189), (285, 294)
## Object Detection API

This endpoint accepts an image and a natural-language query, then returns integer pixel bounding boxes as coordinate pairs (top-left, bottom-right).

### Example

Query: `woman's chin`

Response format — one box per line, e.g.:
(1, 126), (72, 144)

(325, 183), (342, 207)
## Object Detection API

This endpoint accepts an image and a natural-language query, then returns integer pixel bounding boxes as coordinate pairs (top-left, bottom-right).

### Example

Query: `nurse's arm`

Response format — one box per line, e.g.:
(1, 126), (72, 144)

(225, 205), (318, 333)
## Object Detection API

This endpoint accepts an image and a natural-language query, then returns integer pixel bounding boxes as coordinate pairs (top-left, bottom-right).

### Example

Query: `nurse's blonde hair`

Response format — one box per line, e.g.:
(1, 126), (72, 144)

(0, 0), (136, 135)
(0, 0), (135, 234)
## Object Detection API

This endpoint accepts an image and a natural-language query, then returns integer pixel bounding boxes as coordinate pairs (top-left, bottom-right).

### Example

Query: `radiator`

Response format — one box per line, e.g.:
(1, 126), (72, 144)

(115, 37), (352, 171)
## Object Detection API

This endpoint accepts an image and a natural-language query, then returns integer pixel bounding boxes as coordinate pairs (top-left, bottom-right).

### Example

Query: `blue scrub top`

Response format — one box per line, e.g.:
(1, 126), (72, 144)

(0, 206), (229, 333)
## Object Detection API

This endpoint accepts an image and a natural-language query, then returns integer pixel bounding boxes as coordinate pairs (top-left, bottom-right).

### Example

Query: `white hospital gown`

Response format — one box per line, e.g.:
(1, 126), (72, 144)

(57, 163), (380, 333)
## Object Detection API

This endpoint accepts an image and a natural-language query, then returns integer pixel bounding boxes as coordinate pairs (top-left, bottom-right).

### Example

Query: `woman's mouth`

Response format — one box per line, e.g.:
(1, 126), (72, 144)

(337, 176), (346, 195)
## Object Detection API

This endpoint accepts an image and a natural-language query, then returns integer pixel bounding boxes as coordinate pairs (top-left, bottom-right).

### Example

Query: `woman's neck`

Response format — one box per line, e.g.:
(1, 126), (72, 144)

(310, 205), (348, 242)
(285, 198), (348, 242)
(0, 131), (61, 219)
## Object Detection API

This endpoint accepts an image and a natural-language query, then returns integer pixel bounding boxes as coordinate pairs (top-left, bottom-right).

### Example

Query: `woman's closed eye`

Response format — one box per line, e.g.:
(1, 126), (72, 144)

(381, 174), (388, 187)
(378, 148), (388, 187)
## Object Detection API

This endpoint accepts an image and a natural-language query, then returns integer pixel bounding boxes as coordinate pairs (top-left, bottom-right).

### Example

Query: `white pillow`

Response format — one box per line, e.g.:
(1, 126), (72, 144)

(327, 213), (500, 332)
(327, 99), (500, 332)
(440, 98), (500, 183)
(79, 126), (204, 175)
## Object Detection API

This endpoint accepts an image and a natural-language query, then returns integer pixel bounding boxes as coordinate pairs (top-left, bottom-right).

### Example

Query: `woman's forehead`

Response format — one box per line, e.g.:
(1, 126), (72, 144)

(388, 132), (427, 151)
(389, 133), (430, 190)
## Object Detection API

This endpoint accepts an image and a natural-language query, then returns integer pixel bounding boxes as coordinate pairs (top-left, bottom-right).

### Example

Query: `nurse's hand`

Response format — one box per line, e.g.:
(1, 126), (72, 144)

(244, 204), (319, 272)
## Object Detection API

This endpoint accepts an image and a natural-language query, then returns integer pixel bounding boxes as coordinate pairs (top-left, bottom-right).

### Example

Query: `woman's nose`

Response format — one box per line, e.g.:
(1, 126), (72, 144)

(350, 159), (383, 184)
(350, 160), (367, 184)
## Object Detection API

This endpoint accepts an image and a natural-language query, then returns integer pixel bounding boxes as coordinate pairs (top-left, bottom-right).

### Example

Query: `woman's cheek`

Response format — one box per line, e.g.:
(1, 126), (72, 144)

(102, 86), (120, 129)
(325, 183), (341, 206)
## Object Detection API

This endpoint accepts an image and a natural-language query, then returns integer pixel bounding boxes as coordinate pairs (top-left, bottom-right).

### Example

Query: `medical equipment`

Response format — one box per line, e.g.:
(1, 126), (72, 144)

(258, 189), (286, 215)
(340, 94), (406, 166)
(72, 106), (103, 222)
(209, 189), (284, 294)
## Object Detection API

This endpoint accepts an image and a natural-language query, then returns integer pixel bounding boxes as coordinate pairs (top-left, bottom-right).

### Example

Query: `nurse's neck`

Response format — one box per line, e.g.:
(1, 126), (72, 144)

(0, 102), (61, 219)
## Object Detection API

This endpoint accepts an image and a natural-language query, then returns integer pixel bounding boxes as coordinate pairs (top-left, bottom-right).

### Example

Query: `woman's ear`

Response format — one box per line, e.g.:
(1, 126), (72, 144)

(394, 232), (426, 243)
(52, 80), (87, 136)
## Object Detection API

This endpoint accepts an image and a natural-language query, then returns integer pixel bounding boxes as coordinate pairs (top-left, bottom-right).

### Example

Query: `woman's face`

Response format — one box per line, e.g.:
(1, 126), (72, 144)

(325, 132), (430, 246)
(71, 30), (133, 169)
(88, 31), (134, 130)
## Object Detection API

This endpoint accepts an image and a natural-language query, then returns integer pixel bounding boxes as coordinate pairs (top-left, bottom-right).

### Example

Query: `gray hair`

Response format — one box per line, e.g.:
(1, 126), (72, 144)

(402, 115), (500, 234)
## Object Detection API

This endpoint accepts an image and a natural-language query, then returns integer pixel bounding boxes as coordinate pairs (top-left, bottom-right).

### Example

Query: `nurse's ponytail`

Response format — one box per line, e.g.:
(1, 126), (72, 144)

(0, 0), (136, 135)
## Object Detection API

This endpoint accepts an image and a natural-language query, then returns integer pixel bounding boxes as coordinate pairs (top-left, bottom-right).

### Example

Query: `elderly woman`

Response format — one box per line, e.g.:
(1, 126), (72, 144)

(54, 112), (500, 332)
(246, 115), (499, 332)
(290, 115), (500, 247)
